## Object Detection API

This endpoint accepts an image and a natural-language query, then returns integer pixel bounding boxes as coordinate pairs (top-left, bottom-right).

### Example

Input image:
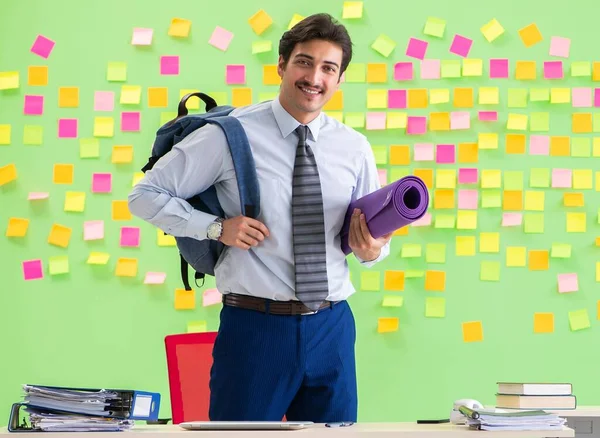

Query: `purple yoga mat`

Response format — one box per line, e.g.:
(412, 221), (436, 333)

(340, 175), (429, 255)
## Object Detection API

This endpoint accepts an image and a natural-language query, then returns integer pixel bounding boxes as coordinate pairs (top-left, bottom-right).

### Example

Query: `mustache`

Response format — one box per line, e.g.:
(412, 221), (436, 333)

(296, 81), (323, 92)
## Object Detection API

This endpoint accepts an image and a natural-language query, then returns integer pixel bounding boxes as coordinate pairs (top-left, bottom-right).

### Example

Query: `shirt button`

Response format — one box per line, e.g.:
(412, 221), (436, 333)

(194, 234), (199, 238)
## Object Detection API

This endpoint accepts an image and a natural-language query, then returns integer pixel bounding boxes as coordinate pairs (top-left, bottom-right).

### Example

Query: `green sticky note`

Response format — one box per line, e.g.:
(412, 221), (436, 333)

(426, 243), (446, 263)
(507, 89), (528, 108)
(441, 60), (461, 78)
(401, 243), (422, 258)
(597, 207), (600, 225)
(481, 190), (501, 208)
(361, 271), (380, 291)
(530, 88), (550, 102)
(571, 138), (591, 157)
(524, 213), (544, 234)
(258, 92), (278, 102)
(405, 270), (424, 278)
(80, 138), (100, 158)
(390, 168), (410, 181)
(371, 34), (396, 57)
(423, 17), (446, 37)
(207, 92), (228, 106)
(593, 113), (600, 133)
(530, 112), (550, 132)
(382, 295), (404, 307)
(568, 309), (590, 331)
(530, 168), (550, 188)
(48, 256), (69, 275)
(551, 243), (572, 258)
(187, 320), (207, 333)
(571, 61), (591, 77)
(503, 171), (524, 190)
(425, 297), (446, 318)
(160, 111), (177, 126)
(23, 125), (43, 145)
(107, 62), (127, 81)
(345, 112), (365, 128)
(371, 145), (388, 165)
(345, 63), (366, 83)
(480, 261), (500, 281)
(434, 214), (456, 229)
(252, 40), (272, 54)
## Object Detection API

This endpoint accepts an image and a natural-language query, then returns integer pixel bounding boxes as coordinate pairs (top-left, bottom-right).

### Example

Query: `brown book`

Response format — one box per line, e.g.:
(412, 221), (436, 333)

(496, 394), (577, 410)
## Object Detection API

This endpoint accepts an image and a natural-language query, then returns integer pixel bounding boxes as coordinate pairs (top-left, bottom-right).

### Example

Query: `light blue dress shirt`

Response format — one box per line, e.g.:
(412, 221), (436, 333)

(128, 96), (390, 302)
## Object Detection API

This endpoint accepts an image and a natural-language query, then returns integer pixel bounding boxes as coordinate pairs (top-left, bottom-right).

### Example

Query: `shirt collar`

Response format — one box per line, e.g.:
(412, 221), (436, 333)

(271, 96), (322, 142)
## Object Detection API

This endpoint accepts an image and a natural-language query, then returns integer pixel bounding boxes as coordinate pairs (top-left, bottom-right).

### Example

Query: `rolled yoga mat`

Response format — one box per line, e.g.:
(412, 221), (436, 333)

(340, 175), (429, 255)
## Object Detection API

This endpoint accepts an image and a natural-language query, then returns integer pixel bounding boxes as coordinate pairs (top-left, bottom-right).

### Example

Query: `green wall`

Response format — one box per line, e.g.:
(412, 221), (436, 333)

(1, 0), (599, 425)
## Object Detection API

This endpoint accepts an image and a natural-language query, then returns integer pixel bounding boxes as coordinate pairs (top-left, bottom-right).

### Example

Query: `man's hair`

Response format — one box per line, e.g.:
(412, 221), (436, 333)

(278, 13), (353, 77)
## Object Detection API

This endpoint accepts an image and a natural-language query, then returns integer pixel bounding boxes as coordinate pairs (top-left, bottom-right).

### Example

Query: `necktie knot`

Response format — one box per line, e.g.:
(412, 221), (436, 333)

(295, 125), (308, 144)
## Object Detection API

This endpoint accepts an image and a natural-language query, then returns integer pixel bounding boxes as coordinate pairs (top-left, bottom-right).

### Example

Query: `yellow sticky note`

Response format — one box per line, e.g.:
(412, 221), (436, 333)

(407, 89), (427, 108)
(120, 85), (142, 105)
(519, 23), (543, 47)
(436, 169), (456, 189)
(569, 309), (591, 331)
(178, 89), (200, 109)
(454, 88), (473, 108)
(94, 117), (114, 137)
(480, 18), (504, 42)
(0, 163), (17, 186)
(48, 255), (69, 275)
(378, 317), (399, 333)
(456, 236), (475, 256)
(323, 90), (343, 111)
(366, 63), (387, 83)
(515, 61), (537, 80)
(112, 145), (134, 164)
(157, 228), (176, 246)
(48, 224), (72, 248)
(187, 320), (207, 333)
(28, 66), (48, 86)
(456, 210), (477, 230)
(175, 288), (196, 310)
(481, 261), (501, 280)
(116, 257), (138, 277)
(462, 321), (483, 342)
(479, 87), (499, 105)
(0, 71), (19, 90)
(430, 88), (450, 104)
(434, 189), (454, 209)
(367, 89), (387, 109)
(462, 59), (483, 76)
(524, 191), (545, 211)
(384, 271), (405, 291)
(481, 169), (501, 188)
(248, 9), (273, 35)
(64, 192), (85, 212)
(387, 112), (407, 129)
(478, 133), (498, 150)
(567, 212), (586, 233)
(87, 252), (110, 265)
(112, 200), (132, 221)
(0, 124), (10, 145)
(479, 232), (500, 253)
(58, 87), (79, 108)
(148, 87), (168, 108)
(232, 88), (252, 107)
(342, 1), (363, 19)
(6, 218), (29, 237)
(382, 295), (404, 308)
(429, 112), (450, 131)
(53, 164), (74, 185)
(550, 88), (570, 104)
(506, 246), (526, 267)
(529, 250), (549, 271)
(507, 113), (528, 130)
(534, 313), (554, 333)
(425, 270), (445, 291)
(564, 193), (584, 207)
(168, 18), (192, 37)
(458, 142), (478, 163)
(425, 297), (446, 318)
(107, 62), (127, 81)
(573, 169), (593, 189)
(263, 65), (281, 85)
(287, 14), (305, 30)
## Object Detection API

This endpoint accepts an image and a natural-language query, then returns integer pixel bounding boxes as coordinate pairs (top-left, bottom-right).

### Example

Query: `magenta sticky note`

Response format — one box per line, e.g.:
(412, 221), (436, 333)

(58, 118), (78, 138)
(120, 226), (141, 247)
(413, 143), (434, 161)
(412, 212), (432, 227)
(388, 89), (407, 108)
(406, 116), (426, 134)
(144, 272), (167, 284)
(594, 88), (600, 107)
(529, 135), (550, 155)
(450, 111), (470, 130)
(478, 111), (498, 121)
(84, 220), (104, 241)
(405, 37), (428, 60)
(28, 192), (49, 200)
(449, 34), (473, 57)
(203, 288), (223, 306)
(226, 64), (246, 85)
(24, 95), (44, 115)
(394, 62), (413, 81)
(549, 36), (570, 58)
(572, 88), (592, 108)
(489, 59), (509, 79)
(557, 273), (578, 293)
(94, 91), (114, 112)
(551, 168), (572, 188)
(377, 169), (387, 186)
(544, 61), (563, 79)
(132, 28), (153, 46)
(420, 59), (440, 79)
(436, 144), (455, 164)
(209, 26), (234, 51)
(502, 212), (523, 227)
(31, 34), (55, 58)
(23, 259), (44, 280)
(160, 56), (180, 75)
(92, 173), (112, 193)
(458, 168), (478, 184)
(458, 189), (478, 210)
(121, 112), (140, 132)
(366, 112), (386, 130)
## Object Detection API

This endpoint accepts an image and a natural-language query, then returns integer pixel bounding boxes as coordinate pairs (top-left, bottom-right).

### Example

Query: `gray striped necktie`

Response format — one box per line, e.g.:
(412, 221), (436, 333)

(292, 125), (329, 311)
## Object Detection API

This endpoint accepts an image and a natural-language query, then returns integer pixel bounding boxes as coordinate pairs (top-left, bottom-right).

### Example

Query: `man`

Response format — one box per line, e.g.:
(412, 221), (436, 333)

(128, 13), (391, 423)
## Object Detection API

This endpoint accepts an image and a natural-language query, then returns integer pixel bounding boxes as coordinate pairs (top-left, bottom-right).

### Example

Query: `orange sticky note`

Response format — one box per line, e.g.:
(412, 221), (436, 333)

(0, 163), (17, 186)
(505, 134), (526, 154)
(28, 66), (48, 86)
(53, 164), (74, 184)
(58, 87), (79, 108)
(595, 237), (600, 247)
(175, 288), (196, 309)
(112, 200), (132, 221)
(377, 317), (399, 333)
(393, 227), (409, 236)
(503, 190), (523, 210)
(594, 62), (600, 81)
(458, 142), (478, 163)
(48, 224), (72, 248)
(232, 88), (252, 107)
(434, 189), (454, 209)
(429, 112), (450, 131)
(384, 271), (405, 290)
(263, 65), (281, 85)
(453, 88), (473, 108)
(519, 23), (543, 47)
(389, 145), (410, 165)
(572, 113), (592, 133)
(116, 257), (138, 277)
(425, 270), (445, 291)
(148, 87), (168, 108)
(366, 63), (387, 83)
(564, 193), (584, 207)
(112, 145), (134, 163)
(6, 218), (29, 237)
(413, 168), (433, 188)
(462, 321), (483, 342)
(407, 89), (427, 108)
(323, 90), (343, 110)
(515, 61), (536, 80)
(534, 313), (554, 333)
(529, 250), (549, 270)
(550, 136), (570, 156)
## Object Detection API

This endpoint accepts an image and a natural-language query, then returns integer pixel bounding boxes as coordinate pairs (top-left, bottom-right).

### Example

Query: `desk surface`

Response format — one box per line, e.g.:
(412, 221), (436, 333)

(0, 423), (575, 438)
(547, 406), (600, 417)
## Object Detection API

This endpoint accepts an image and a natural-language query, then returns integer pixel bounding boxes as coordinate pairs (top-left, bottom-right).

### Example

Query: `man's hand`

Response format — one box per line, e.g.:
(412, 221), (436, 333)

(348, 208), (393, 261)
(219, 216), (270, 250)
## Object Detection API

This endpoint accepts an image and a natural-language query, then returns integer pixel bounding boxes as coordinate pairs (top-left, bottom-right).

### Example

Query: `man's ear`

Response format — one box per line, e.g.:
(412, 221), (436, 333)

(277, 55), (286, 78)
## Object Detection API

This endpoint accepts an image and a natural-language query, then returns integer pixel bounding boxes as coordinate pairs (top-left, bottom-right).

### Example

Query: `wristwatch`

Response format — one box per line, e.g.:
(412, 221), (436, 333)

(207, 217), (225, 241)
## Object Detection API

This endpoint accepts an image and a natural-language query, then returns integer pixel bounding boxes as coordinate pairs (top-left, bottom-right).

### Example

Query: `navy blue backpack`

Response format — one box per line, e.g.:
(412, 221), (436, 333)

(141, 92), (260, 291)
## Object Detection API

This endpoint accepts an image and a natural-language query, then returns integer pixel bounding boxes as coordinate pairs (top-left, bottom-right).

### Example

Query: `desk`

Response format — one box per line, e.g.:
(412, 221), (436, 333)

(547, 407), (600, 437)
(0, 423), (575, 438)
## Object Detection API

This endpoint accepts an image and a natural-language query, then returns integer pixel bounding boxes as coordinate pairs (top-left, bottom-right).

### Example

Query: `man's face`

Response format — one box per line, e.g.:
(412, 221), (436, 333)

(277, 39), (343, 123)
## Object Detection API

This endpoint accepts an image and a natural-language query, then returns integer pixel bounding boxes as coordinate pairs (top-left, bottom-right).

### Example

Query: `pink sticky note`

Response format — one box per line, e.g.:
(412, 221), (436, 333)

(84, 220), (104, 241)
(23, 259), (44, 280)
(449, 34), (473, 57)
(120, 226), (141, 247)
(406, 116), (426, 135)
(160, 56), (180, 75)
(144, 272), (167, 284)
(420, 59), (440, 79)
(92, 173), (112, 193)
(450, 111), (470, 130)
(436, 144), (455, 164)
(557, 273), (578, 293)
(121, 112), (141, 132)
(551, 168), (572, 188)
(572, 88), (592, 108)
(28, 192), (49, 200)
(58, 118), (78, 138)
(226, 64), (246, 85)
(414, 143), (434, 161)
(203, 288), (223, 306)
(502, 212), (523, 227)
(366, 112), (386, 130)
(458, 168), (478, 184)
(458, 189), (478, 209)
(412, 212), (432, 227)
(489, 59), (509, 79)
(132, 28), (153, 45)
(544, 61), (563, 79)
(406, 37), (428, 60)
(209, 26), (234, 51)
(31, 34), (55, 58)
(394, 62), (413, 80)
(377, 169), (387, 186)
(24, 95), (44, 115)
(478, 111), (498, 121)
(529, 135), (550, 155)
(549, 36), (570, 58)
(594, 89), (600, 107)
(388, 90), (407, 108)
(94, 91), (114, 112)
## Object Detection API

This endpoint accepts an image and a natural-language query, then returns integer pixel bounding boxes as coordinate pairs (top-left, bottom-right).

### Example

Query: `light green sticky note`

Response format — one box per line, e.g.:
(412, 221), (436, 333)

(371, 34), (396, 57)
(345, 113), (365, 128)
(434, 214), (456, 229)
(571, 138), (591, 157)
(530, 168), (550, 188)
(361, 271), (380, 291)
(597, 207), (600, 225)
(80, 138), (100, 158)
(23, 125), (43, 145)
(503, 171), (524, 190)
(571, 61), (591, 77)
(423, 17), (446, 37)
(530, 112), (550, 132)
(481, 190), (501, 208)
(507, 89), (528, 108)
(524, 213), (544, 234)
(107, 62), (127, 81)
(593, 113), (600, 133)
(569, 309), (590, 331)
(401, 243), (422, 258)
(345, 63), (366, 82)
(258, 92), (278, 102)
(405, 270), (424, 278)
(160, 111), (177, 126)
(390, 168), (411, 181)
(551, 243), (572, 258)
(530, 88), (550, 102)
(480, 261), (500, 281)
(207, 92), (229, 106)
(48, 256), (69, 275)
(441, 60), (461, 78)
(425, 297), (446, 318)
(382, 295), (404, 307)
(252, 40), (272, 54)
(187, 320), (207, 333)
(426, 243), (446, 263)
(371, 145), (388, 165)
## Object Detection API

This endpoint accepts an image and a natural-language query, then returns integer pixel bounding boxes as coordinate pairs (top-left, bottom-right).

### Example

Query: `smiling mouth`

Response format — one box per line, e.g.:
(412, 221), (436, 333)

(297, 85), (322, 95)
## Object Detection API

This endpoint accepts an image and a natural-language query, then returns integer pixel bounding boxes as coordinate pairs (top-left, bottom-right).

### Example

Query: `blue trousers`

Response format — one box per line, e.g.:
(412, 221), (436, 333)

(208, 299), (357, 422)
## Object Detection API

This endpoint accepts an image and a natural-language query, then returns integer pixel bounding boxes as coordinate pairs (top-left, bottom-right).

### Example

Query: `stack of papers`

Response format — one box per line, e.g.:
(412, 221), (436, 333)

(462, 407), (567, 431)
(23, 384), (120, 416)
(26, 406), (134, 432)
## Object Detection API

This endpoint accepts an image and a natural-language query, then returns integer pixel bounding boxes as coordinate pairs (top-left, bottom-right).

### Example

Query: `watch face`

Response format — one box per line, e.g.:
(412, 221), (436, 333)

(207, 222), (221, 240)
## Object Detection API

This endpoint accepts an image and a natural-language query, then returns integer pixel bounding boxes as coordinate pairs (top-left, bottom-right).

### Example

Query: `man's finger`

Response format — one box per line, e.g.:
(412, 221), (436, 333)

(247, 218), (270, 237)
(358, 214), (372, 241)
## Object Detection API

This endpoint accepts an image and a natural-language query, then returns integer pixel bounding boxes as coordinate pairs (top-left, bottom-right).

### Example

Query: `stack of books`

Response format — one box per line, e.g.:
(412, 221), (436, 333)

(495, 382), (576, 410)
(460, 406), (567, 431)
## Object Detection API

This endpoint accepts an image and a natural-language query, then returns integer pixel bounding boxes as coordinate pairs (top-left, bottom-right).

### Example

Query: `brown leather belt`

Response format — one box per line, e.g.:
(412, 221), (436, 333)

(222, 293), (339, 316)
